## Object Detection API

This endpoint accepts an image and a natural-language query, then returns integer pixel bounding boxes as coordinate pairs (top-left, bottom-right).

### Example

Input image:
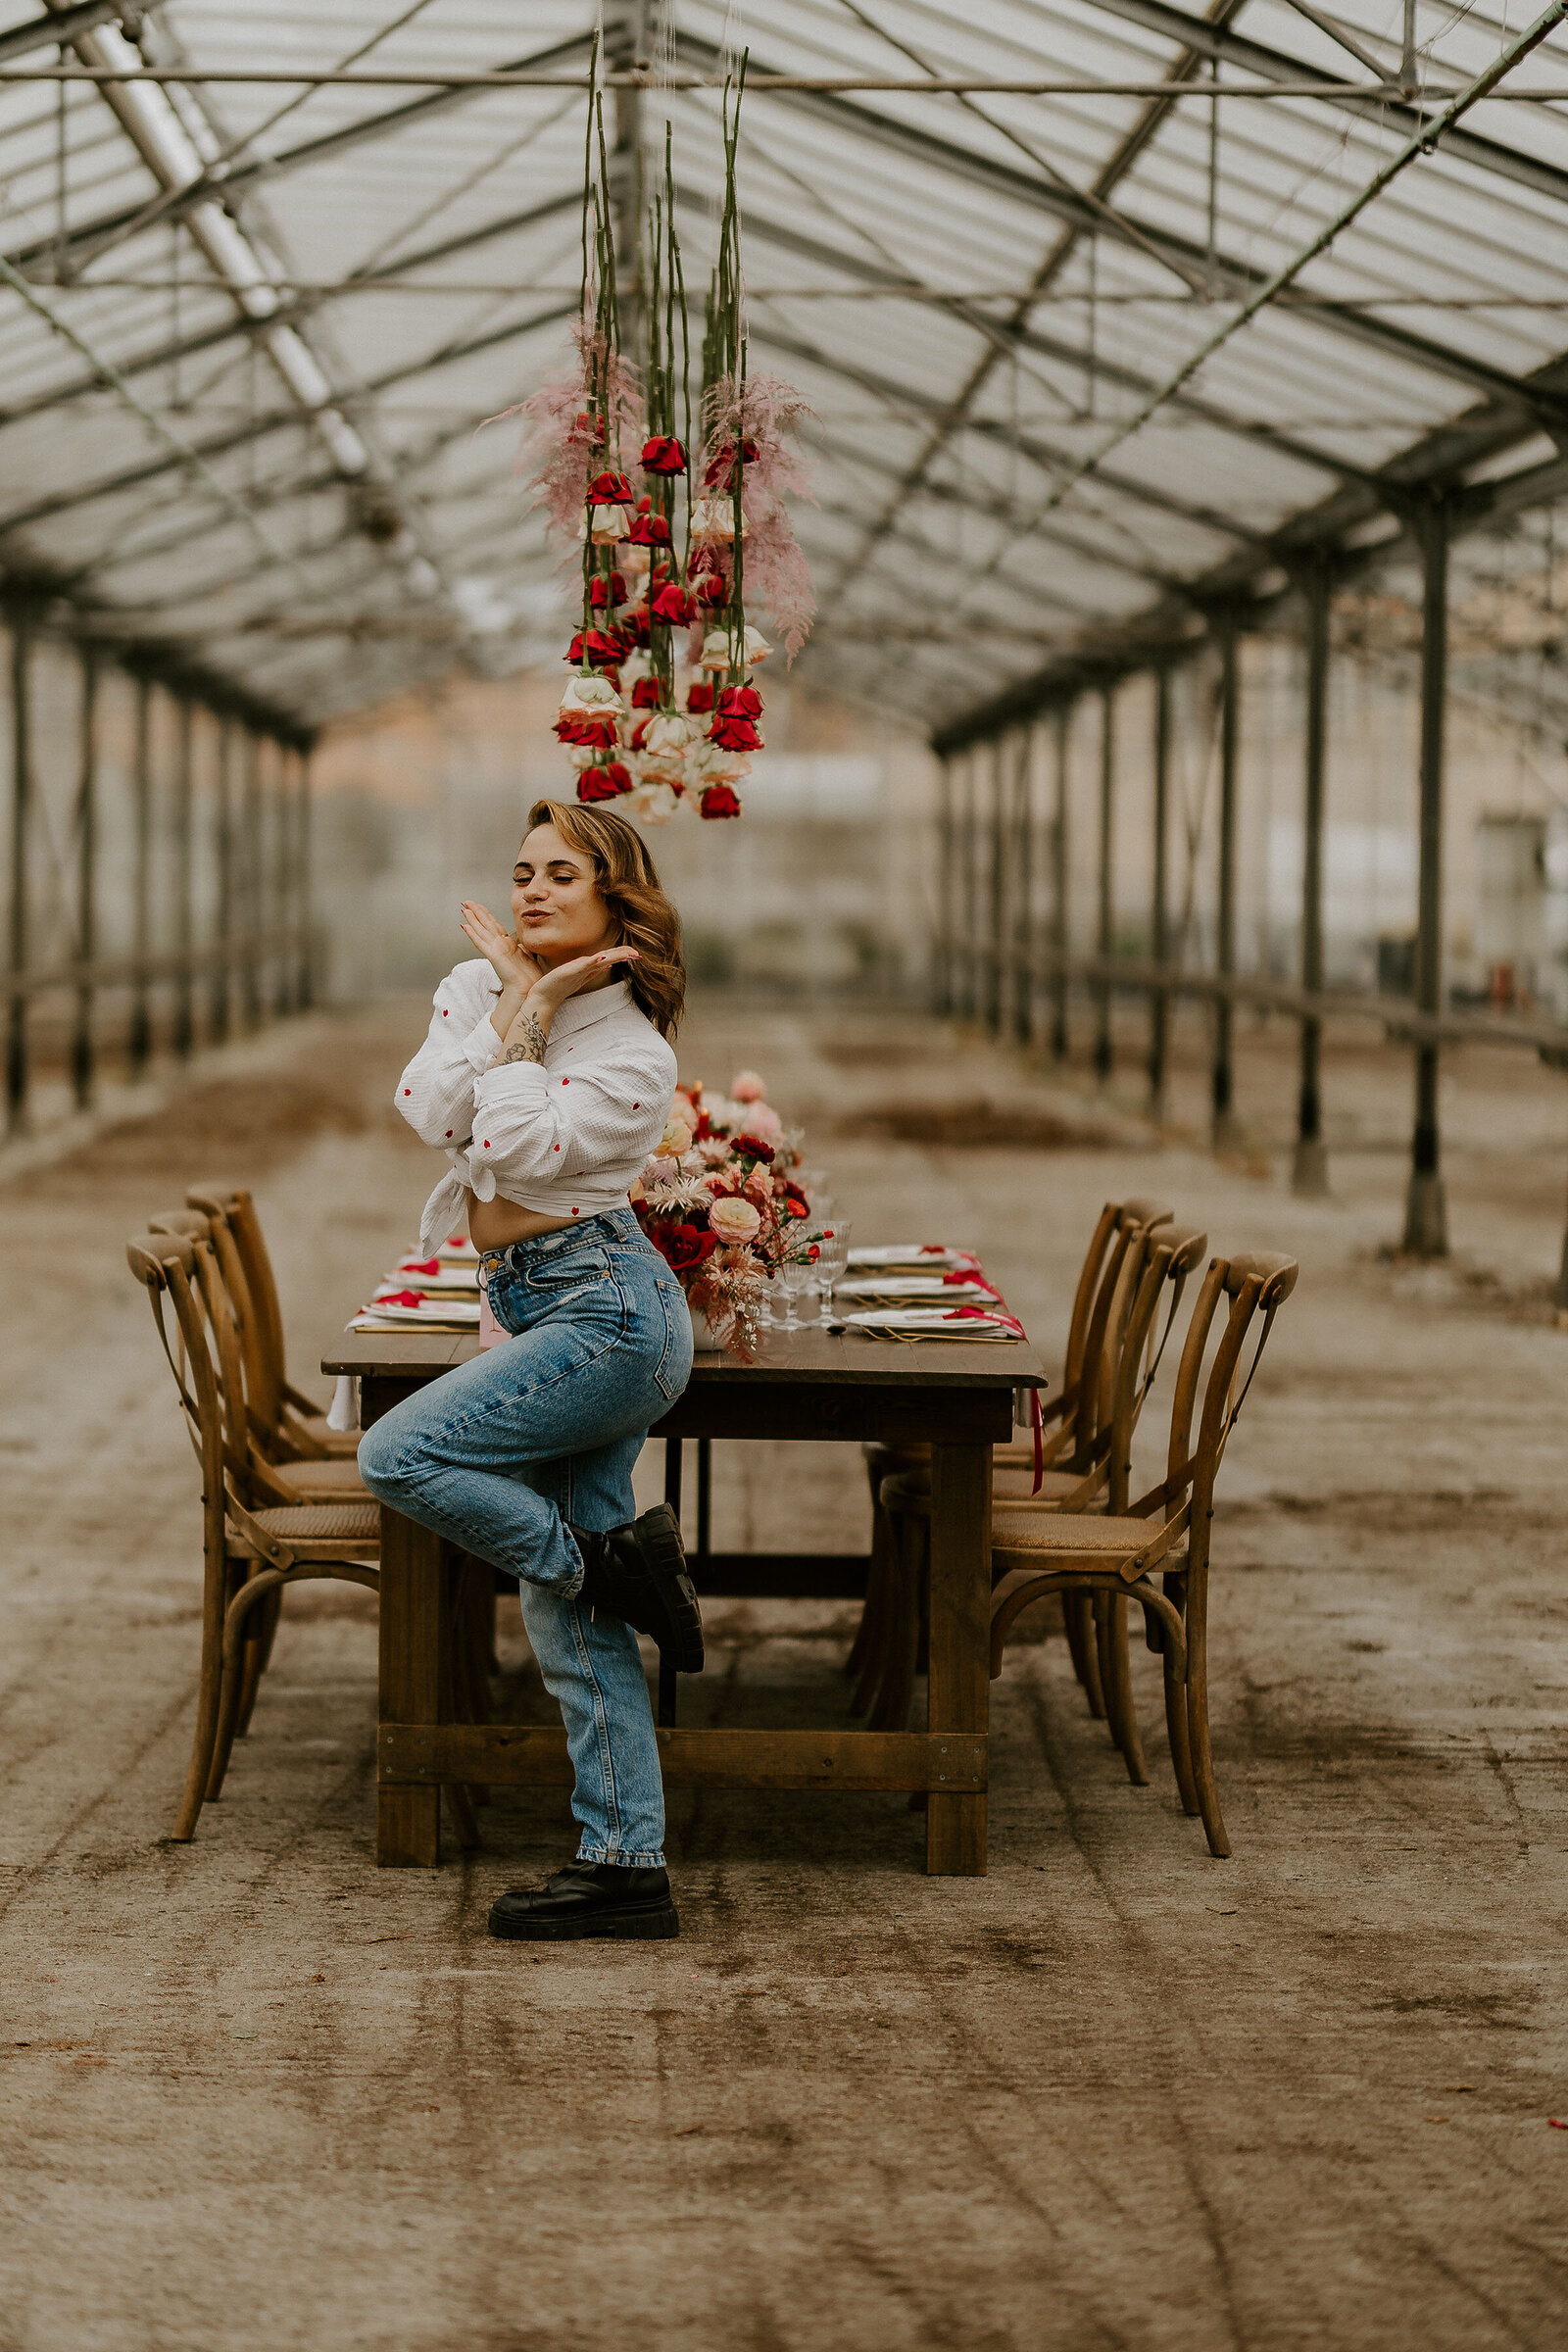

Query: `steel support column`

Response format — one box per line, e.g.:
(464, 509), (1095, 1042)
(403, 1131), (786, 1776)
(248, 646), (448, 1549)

(1149, 665), (1171, 1116)
(1402, 500), (1450, 1256)
(1293, 562), (1331, 1196)
(5, 611), (31, 1135)
(272, 738), (293, 1017)
(71, 645), (100, 1112)
(211, 716), (232, 1043)
(985, 737), (1005, 1036)
(242, 726), (263, 1029)
(1211, 619), (1240, 1149)
(297, 748), (314, 1009)
(172, 695), (194, 1059)
(959, 750), (978, 1023)
(1012, 727), (1035, 1048)
(1094, 684), (1115, 1083)
(128, 676), (153, 1077)
(1051, 706), (1070, 1063)
(934, 753), (954, 1016)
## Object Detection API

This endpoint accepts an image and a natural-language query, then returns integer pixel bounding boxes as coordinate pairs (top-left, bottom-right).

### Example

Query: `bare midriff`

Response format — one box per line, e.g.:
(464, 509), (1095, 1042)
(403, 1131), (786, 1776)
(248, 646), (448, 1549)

(465, 1191), (576, 1250)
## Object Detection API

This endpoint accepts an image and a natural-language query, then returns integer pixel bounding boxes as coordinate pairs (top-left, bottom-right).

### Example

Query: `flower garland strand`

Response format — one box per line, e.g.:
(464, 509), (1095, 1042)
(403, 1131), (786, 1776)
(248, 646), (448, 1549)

(495, 55), (813, 827)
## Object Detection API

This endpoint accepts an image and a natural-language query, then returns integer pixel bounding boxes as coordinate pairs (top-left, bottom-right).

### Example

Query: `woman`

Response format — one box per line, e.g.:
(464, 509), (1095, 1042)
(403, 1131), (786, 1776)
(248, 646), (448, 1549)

(358, 799), (698, 1943)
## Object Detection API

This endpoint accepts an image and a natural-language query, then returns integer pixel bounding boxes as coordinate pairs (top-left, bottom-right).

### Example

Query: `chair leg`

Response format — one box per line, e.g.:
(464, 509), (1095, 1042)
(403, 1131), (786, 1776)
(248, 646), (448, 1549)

(1064, 1592), (1107, 1718)
(1103, 1594), (1150, 1787)
(851, 1514), (898, 1718)
(847, 1489), (892, 1690)
(869, 1514), (923, 1733)
(171, 1550), (230, 1841)
(206, 1567), (264, 1802)
(234, 1585), (282, 1738)
(1186, 1670), (1231, 1858)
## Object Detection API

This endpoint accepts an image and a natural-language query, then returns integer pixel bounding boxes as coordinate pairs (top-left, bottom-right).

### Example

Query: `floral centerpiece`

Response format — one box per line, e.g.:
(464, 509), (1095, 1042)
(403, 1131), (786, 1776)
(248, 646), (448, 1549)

(630, 1068), (814, 1351)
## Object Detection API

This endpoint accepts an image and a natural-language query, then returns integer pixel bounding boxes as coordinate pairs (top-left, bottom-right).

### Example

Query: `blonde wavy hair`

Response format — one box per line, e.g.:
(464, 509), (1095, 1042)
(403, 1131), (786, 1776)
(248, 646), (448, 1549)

(526, 798), (686, 1040)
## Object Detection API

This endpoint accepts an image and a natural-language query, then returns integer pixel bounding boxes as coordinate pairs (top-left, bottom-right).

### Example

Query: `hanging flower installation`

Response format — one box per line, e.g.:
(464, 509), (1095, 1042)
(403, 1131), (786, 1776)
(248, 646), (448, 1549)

(499, 57), (812, 825)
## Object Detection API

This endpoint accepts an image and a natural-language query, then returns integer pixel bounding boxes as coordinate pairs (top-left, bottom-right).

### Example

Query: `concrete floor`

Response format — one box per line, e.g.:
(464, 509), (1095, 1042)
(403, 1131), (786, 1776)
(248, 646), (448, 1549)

(2, 994), (1566, 2351)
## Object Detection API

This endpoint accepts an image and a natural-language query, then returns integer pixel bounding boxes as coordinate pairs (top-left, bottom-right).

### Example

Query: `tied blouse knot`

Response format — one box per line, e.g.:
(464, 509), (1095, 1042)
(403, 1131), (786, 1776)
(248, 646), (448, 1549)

(395, 960), (678, 1257)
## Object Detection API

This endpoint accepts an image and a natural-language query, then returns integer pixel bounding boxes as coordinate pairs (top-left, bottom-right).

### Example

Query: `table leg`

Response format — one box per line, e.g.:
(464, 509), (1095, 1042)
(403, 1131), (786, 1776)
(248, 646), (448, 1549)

(377, 1504), (445, 1866)
(925, 1441), (991, 1875)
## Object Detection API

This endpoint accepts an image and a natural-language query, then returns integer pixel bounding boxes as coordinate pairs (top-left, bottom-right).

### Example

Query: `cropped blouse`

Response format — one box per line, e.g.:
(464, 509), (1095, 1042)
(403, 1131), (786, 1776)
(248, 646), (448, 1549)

(395, 959), (677, 1256)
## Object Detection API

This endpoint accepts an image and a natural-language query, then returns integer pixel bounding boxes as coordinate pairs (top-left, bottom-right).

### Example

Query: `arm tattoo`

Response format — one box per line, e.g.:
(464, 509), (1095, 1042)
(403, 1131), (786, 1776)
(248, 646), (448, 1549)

(501, 1013), (548, 1066)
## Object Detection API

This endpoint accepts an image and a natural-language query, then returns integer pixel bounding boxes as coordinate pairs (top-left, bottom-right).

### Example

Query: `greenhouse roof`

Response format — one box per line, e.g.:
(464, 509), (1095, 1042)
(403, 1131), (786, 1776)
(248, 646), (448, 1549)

(0, 0), (1565, 736)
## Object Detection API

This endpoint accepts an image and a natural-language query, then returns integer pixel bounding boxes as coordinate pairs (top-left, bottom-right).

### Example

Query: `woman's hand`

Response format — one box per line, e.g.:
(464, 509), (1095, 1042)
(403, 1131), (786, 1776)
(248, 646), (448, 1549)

(461, 901), (542, 991)
(526, 945), (640, 1017)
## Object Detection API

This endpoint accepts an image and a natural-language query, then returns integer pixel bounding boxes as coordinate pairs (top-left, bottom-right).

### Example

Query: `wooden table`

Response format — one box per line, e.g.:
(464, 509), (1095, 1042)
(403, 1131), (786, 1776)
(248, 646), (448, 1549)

(323, 1322), (1048, 1876)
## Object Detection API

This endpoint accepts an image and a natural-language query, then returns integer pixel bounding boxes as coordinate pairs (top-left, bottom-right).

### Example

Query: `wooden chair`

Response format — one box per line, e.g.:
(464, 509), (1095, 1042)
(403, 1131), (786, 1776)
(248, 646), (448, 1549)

(847, 1195), (1174, 1722)
(875, 1222), (1208, 1745)
(185, 1185), (361, 1460)
(150, 1205), (367, 1505)
(988, 1250), (1299, 1858)
(127, 1228), (381, 1841)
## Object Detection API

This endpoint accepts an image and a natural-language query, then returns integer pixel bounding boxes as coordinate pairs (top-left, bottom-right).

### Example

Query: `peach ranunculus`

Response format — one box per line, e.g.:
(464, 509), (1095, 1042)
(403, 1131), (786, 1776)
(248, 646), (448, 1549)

(740, 1101), (784, 1144)
(730, 1069), (766, 1102)
(660, 1111), (695, 1155)
(709, 1195), (762, 1247)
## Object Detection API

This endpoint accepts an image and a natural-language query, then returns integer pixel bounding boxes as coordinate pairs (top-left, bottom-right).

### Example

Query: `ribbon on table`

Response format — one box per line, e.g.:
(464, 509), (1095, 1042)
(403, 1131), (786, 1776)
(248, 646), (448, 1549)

(370, 1289), (431, 1309)
(399, 1257), (442, 1277)
(942, 1269), (1002, 1298)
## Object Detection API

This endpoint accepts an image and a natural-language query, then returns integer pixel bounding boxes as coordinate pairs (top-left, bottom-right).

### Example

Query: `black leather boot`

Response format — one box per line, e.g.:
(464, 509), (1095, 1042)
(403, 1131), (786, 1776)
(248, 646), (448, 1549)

(488, 1861), (679, 1941)
(569, 1502), (704, 1674)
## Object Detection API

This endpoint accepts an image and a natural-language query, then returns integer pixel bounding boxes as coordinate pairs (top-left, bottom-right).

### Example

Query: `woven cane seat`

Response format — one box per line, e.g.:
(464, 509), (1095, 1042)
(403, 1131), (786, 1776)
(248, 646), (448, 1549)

(270, 1456), (369, 1501)
(991, 1511), (1169, 1556)
(236, 1501), (381, 1557)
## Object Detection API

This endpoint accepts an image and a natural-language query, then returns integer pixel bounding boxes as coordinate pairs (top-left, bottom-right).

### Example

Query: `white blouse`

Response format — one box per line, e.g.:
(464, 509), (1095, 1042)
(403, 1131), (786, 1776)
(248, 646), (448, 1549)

(396, 959), (677, 1256)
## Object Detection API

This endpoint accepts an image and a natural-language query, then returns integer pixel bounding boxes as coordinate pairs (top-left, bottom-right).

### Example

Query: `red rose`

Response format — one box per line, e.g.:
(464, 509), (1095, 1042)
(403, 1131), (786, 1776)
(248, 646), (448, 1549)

(732, 1135), (775, 1163)
(650, 582), (694, 625)
(587, 469), (632, 504)
(703, 437), (759, 487)
(587, 570), (627, 610)
(584, 627), (624, 664)
(710, 714), (762, 752)
(578, 762), (633, 802)
(685, 680), (714, 713)
(640, 435), (687, 474)
(700, 784), (742, 820)
(618, 607), (652, 647)
(627, 511), (672, 547)
(630, 676), (661, 709)
(654, 1221), (717, 1274)
(694, 572), (726, 608)
(574, 412), (608, 446)
(716, 684), (762, 720)
(555, 712), (617, 750)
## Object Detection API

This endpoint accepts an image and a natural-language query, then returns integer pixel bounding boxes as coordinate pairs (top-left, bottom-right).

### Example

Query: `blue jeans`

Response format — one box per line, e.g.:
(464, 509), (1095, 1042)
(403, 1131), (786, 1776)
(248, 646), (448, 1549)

(357, 1207), (694, 1866)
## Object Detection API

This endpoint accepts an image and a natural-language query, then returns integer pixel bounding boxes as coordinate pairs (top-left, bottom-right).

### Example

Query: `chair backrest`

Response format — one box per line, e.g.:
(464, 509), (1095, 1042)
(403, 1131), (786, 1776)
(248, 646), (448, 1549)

(1060, 1196), (1172, 1407)
(1104, 1223), (1208, 1511)
(126, 1230), (228, 1575)
(148, 1206), (295, 1506)
(187, 1185), (286, 1427)
(1067, 1199), (1175, 1473)
(1140, 1248), (1299, 1561)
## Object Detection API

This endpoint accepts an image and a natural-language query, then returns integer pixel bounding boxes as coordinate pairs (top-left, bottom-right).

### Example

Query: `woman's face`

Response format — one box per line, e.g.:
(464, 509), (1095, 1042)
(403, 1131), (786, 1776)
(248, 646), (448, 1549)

(511, 823), (618, 967)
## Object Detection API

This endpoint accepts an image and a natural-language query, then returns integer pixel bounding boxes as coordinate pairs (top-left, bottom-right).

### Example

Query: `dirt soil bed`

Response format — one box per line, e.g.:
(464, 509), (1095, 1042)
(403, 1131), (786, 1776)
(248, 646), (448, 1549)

(1, 994), (1565, 2351)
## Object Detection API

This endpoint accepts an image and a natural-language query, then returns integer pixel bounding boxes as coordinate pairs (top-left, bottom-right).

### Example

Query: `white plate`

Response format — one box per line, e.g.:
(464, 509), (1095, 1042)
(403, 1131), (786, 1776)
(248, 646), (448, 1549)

(842, 1306), (1013, 1332)
(835, 1277), (994, 1300)
(361, 1298), (480, 1326)
(388, 1262), (481, 1290)
(847, 1245), (965, 1268)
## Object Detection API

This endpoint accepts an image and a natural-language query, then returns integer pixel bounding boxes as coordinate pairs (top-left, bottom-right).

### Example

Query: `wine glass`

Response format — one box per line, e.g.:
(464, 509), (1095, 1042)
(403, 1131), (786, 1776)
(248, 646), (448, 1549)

(814, 1221), (852, 1326)
(779, 1243), (817, 1331)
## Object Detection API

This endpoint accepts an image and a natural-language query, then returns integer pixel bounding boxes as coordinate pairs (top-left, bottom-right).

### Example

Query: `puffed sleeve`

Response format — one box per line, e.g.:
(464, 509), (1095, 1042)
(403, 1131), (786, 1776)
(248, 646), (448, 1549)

(463, 1034), (674, 1197)
(394, 962), (504, 1149)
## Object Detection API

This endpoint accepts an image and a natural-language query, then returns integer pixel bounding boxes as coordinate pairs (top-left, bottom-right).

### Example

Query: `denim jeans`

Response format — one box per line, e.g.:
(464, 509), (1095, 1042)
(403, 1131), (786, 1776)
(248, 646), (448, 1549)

(357, 1207), (693, 1866)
